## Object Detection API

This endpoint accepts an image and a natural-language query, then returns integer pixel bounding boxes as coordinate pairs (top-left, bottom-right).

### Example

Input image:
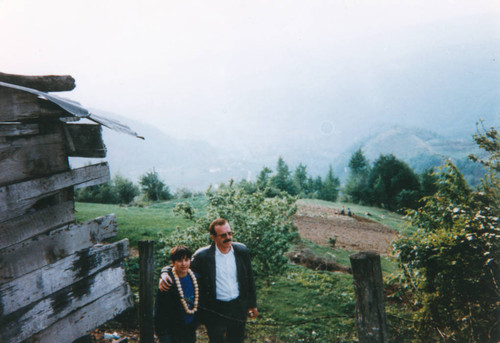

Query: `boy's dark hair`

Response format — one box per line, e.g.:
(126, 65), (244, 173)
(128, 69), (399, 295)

(170, 245), (192, 262)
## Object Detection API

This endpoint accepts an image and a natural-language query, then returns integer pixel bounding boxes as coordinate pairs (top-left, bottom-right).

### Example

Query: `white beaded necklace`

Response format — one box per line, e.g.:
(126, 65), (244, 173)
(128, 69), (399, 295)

(172, 268), (199, 314)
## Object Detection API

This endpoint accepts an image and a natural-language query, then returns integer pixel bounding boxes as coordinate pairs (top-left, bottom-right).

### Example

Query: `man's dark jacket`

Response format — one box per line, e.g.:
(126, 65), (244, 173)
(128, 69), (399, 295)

(191, 242), (257, 312)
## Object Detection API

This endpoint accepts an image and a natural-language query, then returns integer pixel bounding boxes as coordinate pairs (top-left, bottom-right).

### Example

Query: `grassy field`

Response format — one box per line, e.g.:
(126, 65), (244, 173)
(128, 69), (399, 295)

(77, 197), (412, 342)
(75, 197), (207, 247)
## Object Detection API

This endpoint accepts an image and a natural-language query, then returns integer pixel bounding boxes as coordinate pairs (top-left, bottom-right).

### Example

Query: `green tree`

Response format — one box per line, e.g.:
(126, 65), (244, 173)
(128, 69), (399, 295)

(271, 157), (297, 195)
(238, 178), (258, 195)
(160, 181), (299, 278)
(75, 182), (119, 204)
(368, 154), (420, 210)
(470, 122), (500, 214)
(312, 176), (323, 198)
(319, 165), (340, 202)
(419, 168), (439, 197)
(114, 174), (139, 204)
(393, 161), (499, 342)
(139, 169), (172, 201)
(469, 122), (500, 173)
(344, 148), (371, 203)
(256, 166), (272, 189)
(393, 124), (500, 342)
(293, 163), (308, 196)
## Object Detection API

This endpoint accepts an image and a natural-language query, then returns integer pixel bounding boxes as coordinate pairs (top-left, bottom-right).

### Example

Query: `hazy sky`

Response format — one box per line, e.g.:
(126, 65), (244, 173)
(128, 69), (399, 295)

(1, 0), (499, 147)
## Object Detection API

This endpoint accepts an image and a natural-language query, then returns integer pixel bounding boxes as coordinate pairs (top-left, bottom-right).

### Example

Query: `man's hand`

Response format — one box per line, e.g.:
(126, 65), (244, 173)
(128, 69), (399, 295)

(159, 273), (173, 292)
(247, 307), (258, 319)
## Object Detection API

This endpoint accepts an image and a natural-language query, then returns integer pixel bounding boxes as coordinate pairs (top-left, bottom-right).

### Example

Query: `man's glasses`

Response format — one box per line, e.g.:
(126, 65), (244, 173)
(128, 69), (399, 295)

(216, 231), (233, 239)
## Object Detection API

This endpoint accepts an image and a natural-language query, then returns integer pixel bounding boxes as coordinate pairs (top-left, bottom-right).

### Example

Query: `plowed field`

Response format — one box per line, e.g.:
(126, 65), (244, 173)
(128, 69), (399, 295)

(295, 203), (398, 255)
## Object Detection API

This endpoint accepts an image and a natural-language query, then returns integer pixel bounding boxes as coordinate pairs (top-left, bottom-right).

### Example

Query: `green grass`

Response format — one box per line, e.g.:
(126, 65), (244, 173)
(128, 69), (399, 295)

(77, 197), (415, 342)
(75, 197), (207, 247)
(248, 265), (357, 342)
(299, 240), (400, 275)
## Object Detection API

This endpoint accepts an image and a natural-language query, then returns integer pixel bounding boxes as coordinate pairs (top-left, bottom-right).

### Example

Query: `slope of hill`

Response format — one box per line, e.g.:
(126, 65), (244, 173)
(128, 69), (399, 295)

(332, 125), (484, 182)
(69, 114), (268, 190)
(70, 113), (486, 191)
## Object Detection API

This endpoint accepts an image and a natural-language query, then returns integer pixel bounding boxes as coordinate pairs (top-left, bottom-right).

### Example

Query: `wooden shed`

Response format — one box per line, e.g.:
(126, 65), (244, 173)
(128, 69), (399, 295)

(0, 72), (140, 342)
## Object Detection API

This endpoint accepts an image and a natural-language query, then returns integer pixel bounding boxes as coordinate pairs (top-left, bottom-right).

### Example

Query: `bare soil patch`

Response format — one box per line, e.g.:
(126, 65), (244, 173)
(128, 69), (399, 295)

(295, 203), (398, 255)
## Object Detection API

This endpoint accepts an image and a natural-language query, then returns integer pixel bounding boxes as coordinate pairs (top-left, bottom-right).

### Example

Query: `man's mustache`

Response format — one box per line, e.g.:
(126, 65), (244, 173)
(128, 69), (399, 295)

(223, 238), (232, 243)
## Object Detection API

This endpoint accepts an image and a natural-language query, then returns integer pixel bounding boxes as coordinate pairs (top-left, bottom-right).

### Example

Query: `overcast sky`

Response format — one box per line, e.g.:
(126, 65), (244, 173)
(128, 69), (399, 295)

(1, 0), (499, 147)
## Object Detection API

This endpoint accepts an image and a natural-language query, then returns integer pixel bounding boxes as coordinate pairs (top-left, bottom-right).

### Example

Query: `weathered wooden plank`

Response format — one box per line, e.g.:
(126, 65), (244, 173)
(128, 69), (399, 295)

(0, 214), (117, 283)
(0, 162), (109, 222)
(64, 123), (107, 158)
(0, 87), (67, 122)
(0, 239), (129, 316)
(0, 122), (38, 137)
(0, 72), (76, 92)
(30, 283), (133, 343)
(0, 131), (69, 187)
(1, 265), (131, 343)
(0, 201), (75, 250)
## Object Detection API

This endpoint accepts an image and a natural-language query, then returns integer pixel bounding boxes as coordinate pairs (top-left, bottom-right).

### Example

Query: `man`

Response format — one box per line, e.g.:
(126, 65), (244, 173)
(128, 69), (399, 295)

(159, 218), (258, 343)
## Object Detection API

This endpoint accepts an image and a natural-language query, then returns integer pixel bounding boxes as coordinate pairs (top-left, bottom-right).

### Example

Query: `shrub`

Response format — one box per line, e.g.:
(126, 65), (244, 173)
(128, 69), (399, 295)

(393, 154), (499, 341)
(159, 181), (299, 278)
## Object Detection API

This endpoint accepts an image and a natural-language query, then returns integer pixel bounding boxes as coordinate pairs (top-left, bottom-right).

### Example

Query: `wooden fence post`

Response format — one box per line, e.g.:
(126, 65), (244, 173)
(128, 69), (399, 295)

(139, 240), (155, 343)
(349, 251), (388, 343)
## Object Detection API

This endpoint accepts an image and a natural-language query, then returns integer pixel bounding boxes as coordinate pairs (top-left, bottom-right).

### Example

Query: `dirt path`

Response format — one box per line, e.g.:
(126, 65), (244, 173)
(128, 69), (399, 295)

(295, 203), (398, 255)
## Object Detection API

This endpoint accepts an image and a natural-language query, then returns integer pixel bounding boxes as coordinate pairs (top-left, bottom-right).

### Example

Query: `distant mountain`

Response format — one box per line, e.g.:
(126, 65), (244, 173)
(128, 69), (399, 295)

(71, 112), (486, 191)
(69, 13), (499, 190)
(358, 126), (477, 161)
(70, 113), (274, 190)
(332, 125), (483, 184)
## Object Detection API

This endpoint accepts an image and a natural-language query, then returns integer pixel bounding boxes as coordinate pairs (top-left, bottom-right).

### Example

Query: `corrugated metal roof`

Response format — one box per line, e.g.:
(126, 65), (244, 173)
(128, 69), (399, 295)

(0, 81), (144, 139)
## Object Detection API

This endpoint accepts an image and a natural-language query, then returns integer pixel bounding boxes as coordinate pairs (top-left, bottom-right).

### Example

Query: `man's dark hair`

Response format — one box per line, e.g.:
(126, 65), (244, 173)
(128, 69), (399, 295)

(209, 218), (228, 236)
(170, 245), (192, 262)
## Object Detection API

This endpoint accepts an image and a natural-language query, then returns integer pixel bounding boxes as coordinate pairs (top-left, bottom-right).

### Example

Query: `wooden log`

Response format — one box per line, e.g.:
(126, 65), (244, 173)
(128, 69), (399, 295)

(0, 201), (75, 250)
(0, 214), (117, 283)
(0, 122), (38, 137)
(0, 131), (69, 187)
(0, 239), (129, 316)
(349, 252), (388, 343)
(29, 283), (133, 343)
(139, 240), (155, 343)
(1, 265), (131, 343)
(0, 72), (76, 92)
(0, 162), (110, 222)
(63, 123), (107, 158)
(0, 87), (67, 122)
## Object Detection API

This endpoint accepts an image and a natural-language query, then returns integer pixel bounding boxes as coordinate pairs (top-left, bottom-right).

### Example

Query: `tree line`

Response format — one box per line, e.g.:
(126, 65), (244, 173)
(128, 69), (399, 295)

(237, 157), (341, 202)
(75, 169), (178, 204)
(75, 145), (464, 215)
(236, 151), (438, 212)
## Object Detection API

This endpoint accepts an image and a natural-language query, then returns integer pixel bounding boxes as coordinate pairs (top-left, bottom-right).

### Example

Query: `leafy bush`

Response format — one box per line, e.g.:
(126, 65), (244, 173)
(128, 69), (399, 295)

(393, 124), (500, 343)
(159, 181), (299, 278)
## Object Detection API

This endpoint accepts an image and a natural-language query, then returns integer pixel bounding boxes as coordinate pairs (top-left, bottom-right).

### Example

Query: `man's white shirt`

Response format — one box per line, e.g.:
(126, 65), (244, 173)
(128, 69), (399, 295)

(215, 245), (239, 301)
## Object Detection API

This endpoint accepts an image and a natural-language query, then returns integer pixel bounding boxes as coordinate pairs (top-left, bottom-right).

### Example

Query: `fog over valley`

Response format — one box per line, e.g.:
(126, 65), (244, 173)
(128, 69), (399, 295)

(2, 1), (499, 190)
